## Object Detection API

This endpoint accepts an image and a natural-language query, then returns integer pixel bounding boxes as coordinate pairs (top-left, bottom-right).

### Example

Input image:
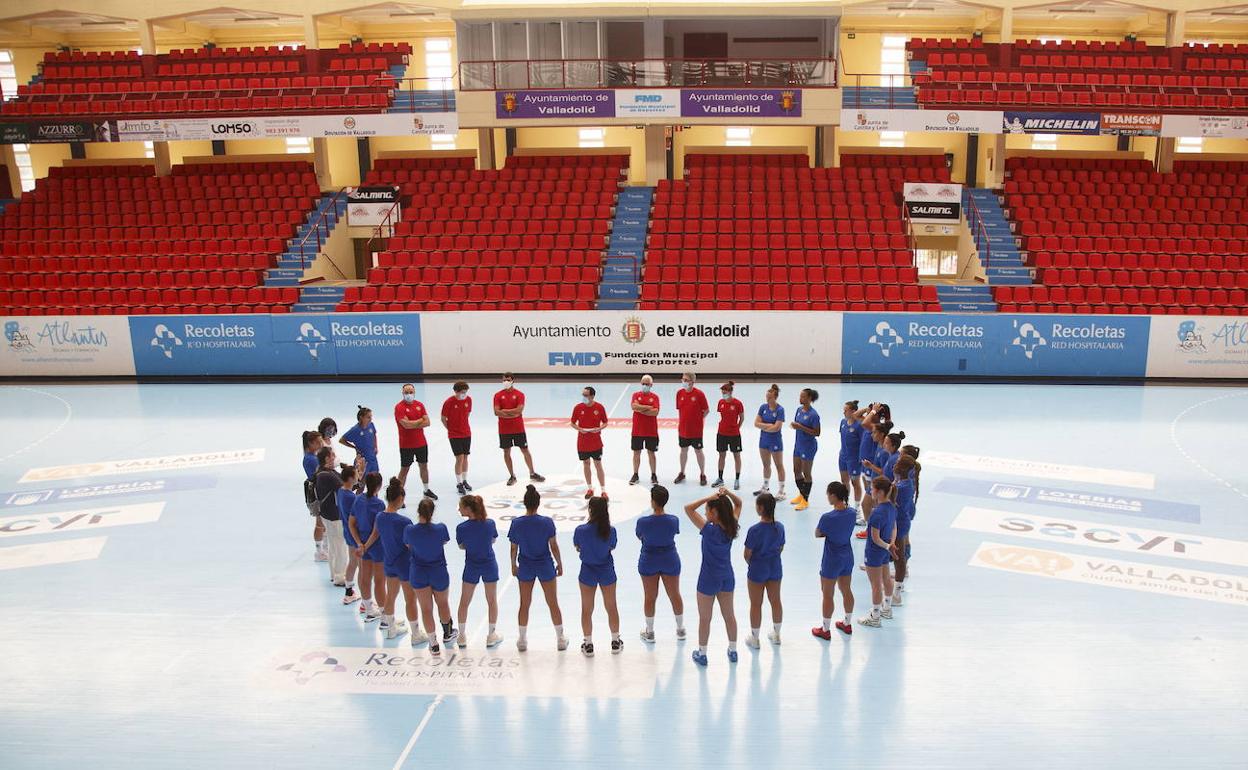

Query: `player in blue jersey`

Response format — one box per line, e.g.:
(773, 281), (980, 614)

(860, 476), (899, 628)
(753, 384), (786, 499)
(574, 497), (621, 656)
(336, 466), (361, 607)
(508, 485), (568, 652)
(743, 493), (785, 648)
(813, 481), (857, 638)
(349, 472), (388, 623)
(891, 454), (920, 606)
(864, 430), (906, 481)
(455, 494), (502, 649)
(374, 477), (420, 642)
(636, 485), (685, 643)
(684, 487), (743, 666)
(789, 388), (821, 511)
(837, 401), (864, 509)
(403, 493), (460, 656)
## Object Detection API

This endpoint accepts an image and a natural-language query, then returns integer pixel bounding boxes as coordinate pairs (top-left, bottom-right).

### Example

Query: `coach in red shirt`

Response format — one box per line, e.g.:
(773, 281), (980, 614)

(494, 372), (545, 486)
(629, 374), (660, 487)
(441, 380), (473, 495)
(713, 380), (745, 490)
(395, 383), (437, 500)
(674, 371), (710, 485)
(572, 385), (609, 499)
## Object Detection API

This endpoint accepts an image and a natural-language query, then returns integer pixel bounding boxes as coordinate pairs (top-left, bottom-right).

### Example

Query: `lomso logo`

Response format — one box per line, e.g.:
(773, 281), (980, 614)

(211, 122), (256, 135)
(868, 322), (904, 357)
(150, 324), (184, 359)
(296, 322), (327, 360)
(1011, 321), (1048, 359)
(549, 352), (603, 366)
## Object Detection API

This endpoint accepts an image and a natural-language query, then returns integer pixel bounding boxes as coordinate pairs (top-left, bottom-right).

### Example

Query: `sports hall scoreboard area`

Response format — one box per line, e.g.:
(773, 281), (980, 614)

(2, 310), (1245, 378)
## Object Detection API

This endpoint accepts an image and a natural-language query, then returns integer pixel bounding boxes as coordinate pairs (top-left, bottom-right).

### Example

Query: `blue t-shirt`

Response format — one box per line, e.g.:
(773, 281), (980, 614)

(865, 502), (898, 559)
(342, 422), (378, 459)
(793, 406), (820, 454)
(882, 450), (900, 480)
(508, 514), (557, 565)
(351, 495), (384, 541)
(875, 445), (891, 477)
(635, 513), (680, 553)
(404, 521), (450, 567)
(699, 522), (733, 576)
(302, 451), (318, 479)
(839, 419), (861, 458)
(757, 404), (785, 431)
(336, 488), (359, 541)
(456, 518), (498, 567)
(860, 430), (878, 477)
(574, 524), (617, 568)
(744, 521), (785, 561)
(818, 508), (858, 571)
(894, 478), (915, 521)
(376, 510), (414, 564)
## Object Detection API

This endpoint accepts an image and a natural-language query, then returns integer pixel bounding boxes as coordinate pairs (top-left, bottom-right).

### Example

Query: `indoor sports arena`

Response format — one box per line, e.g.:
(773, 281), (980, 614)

(0, 1), (1245, 768)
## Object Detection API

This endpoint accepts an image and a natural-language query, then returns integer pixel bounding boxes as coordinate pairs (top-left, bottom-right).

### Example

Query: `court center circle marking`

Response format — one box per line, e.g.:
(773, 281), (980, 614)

(1170, 391), (1248, 501)
(0, 387), (73, 464)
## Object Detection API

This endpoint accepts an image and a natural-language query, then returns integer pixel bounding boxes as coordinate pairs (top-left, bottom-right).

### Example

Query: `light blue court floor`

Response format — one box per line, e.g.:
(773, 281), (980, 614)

(0, 379), (1245, 769)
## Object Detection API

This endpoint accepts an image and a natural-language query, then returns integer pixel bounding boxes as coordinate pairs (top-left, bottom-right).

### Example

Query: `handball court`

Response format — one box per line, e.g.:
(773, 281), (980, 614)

(0, 378), (1244, 769)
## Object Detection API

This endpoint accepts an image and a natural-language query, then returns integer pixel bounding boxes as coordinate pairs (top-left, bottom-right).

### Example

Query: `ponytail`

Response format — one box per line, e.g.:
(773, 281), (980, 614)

(384, 476), (404, 503)
(363, 472), (383, 498)
(460, 494), (486, 520)
(522, 484), (541, 512)
(587, 496), (611, 539)
(871, 475), (894, 503)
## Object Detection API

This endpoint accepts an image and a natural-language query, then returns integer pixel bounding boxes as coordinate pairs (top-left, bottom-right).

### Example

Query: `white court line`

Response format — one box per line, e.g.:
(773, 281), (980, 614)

(0, 388), (72, 464)
(390, 574), (518, 770)
(1170, 391), (1248, 501)
(605, 383), (631, 419)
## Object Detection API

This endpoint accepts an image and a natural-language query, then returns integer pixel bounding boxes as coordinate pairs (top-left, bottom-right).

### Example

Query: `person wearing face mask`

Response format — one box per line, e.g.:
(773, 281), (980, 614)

(674, 372), (710, 486)
(441, 381), (474, 495)
(395, 384), (436, 500)
(572, 386), (609, 500)
(494, 372), (545, 487)
(629, 374), (660, 487)
(713, 381), (745, 491)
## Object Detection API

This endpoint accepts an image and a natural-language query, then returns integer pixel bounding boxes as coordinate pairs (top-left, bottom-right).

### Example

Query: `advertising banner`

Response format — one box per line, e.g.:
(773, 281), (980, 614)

(1160, 114), (1248, 139)
(1003, 111), (1100, 135)
(841, 313), (1151, 377)
(615, 89), (681, 118)
(841, 108), (1002, 134)
(681, 89), (801, 118)
(2, 316), (136, 377)
(495, 90), (616, 119)
(903, 182), (963, 223)
(1099, 112), (1162, 136)
(346, 186), (400, 227)
(1145, 316), (1248, 378)
(419, 311), (841, 375)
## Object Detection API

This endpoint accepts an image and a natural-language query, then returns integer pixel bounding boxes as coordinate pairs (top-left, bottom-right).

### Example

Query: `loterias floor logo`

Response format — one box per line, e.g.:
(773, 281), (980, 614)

(263, 646), (661, 698)
(20, 448), (264, 483)
(476, 474), (648, 533)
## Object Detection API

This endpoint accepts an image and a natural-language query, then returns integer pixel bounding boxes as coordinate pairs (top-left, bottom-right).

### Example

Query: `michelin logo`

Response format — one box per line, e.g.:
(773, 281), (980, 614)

(150, 324), (184, 359)
(1011, 321), (1048, 359)
(869, 322), (905, 357)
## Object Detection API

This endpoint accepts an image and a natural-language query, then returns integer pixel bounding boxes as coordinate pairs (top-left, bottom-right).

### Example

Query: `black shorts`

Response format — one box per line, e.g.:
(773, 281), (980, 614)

(578, 450), (603, 461)
(716, 434), (743, 453)
(678, 436), (704, 450)
(450, 437), (472, 456)
(499, 433), (528, 449)
(631, 435), (659, 452)
(399, 446), (429, 467)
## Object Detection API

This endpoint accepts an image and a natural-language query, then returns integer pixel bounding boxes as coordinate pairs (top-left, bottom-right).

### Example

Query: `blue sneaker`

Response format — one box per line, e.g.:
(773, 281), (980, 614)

(727, 649), (738, 663)
(692, 650), (708, 667)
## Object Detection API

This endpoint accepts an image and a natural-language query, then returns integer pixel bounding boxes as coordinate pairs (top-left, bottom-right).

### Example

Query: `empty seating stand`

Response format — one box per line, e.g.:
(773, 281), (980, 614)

(0, 162), (315, 315)
(995, 156), (1248, 315)
(638, 153), (943, 312)
(1, 43), (411, 118)
(338, 154), (623, 312)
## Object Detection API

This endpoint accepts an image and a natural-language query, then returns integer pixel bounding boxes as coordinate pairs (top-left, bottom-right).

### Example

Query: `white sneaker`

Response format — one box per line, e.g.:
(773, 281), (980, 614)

(444, 628), (460, 646)
(776, 487), (787, 499)
(892, 593), (903, 606)
(768, 631), (781, 646)
(314, 550), (328, 562)
(342, 590), (360, 606)
(753, 485), (769, 496)
(556, 636), (569, 651)
(364, 606), (382, 623)
(858, 615), (882, 628)
(516, 638), (528, 652)
(457, 632), (468, 649)
(385, 620), (409, 640)
(745, 634), (761, 650)
(880, 606), (894, 620)
(486, 632), (503, 648)
(411, 628), (429, 647)
(675, 627), (687, 641)
(640, 629), (655, 643)
(856, 512), (867, 526)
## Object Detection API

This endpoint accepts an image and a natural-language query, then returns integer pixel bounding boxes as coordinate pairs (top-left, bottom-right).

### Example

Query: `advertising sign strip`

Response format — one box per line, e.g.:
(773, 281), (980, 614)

(840, 313), (1151, 379)
(615, 89), (681, 118)
(952, 507), (1240, 568)
(1003, 111), (1101, 135)
(681, 89), (801, 118)
(0, 502), (165, 539)
(418, 311), (842, 375)
(1099, 112), (1162, 136)
(1160, 114), (1248, 139)
(1146, 316), (1248, 378)
(969, 541), (1248, 607)
(19, 449), (265, 484)
(2, 316), (136, 377)
(902, 182), (962, 223)
(841, 108), (1003, 133)
(921, 451), (1156, 490)
(263, 646), (661, 698)
(346, 186), (400, 228)
(0, 536), (108, 571)
(496, 90), (616, 119)
(934, 477), (1198, 523)
(0, 476), (217, 511)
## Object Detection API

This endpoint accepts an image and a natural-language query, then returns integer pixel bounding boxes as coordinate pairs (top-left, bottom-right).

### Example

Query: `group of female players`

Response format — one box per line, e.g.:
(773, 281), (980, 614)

(298, 395), (920, 664)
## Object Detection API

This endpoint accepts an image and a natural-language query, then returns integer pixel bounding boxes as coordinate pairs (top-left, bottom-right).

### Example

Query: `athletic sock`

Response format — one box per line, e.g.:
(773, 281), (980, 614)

(698, 645), (708, 655)
(751, 627), (760, 639)
(612, 632), (621, 642)
(674, 613), (684, 630)
(518, 626), (527, 641)
(488, 624), (496, 635)
(844, 612), (853, 625)
(645, 616), (655, 632)
(583, 636), (592, 645)
(883, 596), (892, 609)
(822, 617), (831, 631)
(442, 620), (453, 636)
(871, 604), (882, 618)
(554, 625), (564, 638)
(728, 641), (737, 652)
(773, 623), (782, 635)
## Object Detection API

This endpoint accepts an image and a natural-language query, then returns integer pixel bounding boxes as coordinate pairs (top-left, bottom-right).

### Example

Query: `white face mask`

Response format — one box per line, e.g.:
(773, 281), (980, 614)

(402, 393), (415, 403)
(682, 382), (693, 391)
(456, 392), (468, 401)
(641, 384), (651, 393)
(582, 396), (592, 405)
(721, 392), (731, 400)
(503, 380), (513, 389)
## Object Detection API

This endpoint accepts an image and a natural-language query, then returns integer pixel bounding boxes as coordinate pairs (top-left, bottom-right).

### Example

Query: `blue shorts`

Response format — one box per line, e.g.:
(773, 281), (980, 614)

(362, 541), (385, 562)
(638, 550), (681, 577)
(793, 444), (818, 462)
(747, 556), (782, 584)
(383, 553), (412, 580)
(517, 558), (556, 583)
(864, 546), (892, 568)
(409, 563), (450, 591)
(697, 570), (735, 596)
(820, 551), (855, 580)
(759, 434), (783, 453)
(342, 521), (357, 548)
(897, 517), (912, 540)
(360, 455), (379, 474)
(579, 564), (617, 587)
(838, 451), (861, 476)
(462, 561), (500, 584)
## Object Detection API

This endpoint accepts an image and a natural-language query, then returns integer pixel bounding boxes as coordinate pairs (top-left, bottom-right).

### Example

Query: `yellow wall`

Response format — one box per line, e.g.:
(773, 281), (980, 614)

(671, 126), (817, 177)
(27, 144), (72, 181)
(515, 126), (649, 183)
(837, 129), (967, 182)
